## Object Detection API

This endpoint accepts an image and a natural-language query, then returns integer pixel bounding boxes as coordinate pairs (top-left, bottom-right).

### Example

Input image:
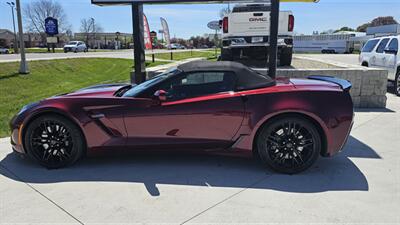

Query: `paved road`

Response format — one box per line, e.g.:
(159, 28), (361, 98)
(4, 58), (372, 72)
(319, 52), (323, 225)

(0, 49), (209, 63)
(0, 94), (399, 224)
(296, 54), (361, 68)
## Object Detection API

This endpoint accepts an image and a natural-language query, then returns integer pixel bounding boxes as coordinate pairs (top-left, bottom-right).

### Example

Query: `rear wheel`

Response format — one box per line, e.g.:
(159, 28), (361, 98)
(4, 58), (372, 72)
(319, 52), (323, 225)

(24, 115), (85, 169)
(256, 116), (321, 174)
(279, 47), (293, 66)
(395, 69), (400, 96)
(220, 48), (233, 61)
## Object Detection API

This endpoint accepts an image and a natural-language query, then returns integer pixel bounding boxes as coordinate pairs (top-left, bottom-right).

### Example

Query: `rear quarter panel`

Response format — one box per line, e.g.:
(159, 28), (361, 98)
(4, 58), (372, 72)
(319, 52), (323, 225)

(234, 89), (354, 157)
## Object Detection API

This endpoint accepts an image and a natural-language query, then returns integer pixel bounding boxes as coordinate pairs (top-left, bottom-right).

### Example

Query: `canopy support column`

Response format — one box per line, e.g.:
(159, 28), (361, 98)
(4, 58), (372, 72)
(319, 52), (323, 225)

(268, 0), (280, 79)
(131, 3), (146, 84)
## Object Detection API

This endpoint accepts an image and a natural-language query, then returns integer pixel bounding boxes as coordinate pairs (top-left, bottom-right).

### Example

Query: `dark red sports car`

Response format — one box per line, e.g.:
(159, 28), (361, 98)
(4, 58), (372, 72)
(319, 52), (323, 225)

(10, 61), (354, 174)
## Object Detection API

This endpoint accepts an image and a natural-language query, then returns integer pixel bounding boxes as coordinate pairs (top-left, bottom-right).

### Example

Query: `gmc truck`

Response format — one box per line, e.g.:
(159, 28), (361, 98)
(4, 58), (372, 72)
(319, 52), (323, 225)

(220, 4), (294, 66)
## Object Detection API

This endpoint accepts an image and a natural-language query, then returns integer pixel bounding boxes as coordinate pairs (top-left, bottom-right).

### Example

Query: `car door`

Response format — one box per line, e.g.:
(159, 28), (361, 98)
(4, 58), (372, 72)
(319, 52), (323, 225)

(124, 71), (245, 150)
(373, 38), (390, 67)
(360, 39), (380, 66)
(77, 42), (84, 51)
(384, 38), (399, 80)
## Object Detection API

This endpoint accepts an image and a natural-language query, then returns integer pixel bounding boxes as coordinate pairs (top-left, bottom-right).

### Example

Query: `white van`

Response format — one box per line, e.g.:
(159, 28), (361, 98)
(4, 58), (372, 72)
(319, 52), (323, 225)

(359, 35), (400, 96)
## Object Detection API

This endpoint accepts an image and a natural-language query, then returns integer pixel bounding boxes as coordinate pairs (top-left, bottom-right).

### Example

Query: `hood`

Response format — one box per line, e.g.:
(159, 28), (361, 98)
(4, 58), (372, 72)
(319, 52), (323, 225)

(54, 83), (132, 98)
(64, 44), (77, 48)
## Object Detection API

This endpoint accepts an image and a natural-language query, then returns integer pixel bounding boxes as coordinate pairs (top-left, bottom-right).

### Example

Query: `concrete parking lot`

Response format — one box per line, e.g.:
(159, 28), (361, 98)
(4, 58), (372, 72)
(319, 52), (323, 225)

(296, 54), (361, 68)
(0, 93), (399, 224)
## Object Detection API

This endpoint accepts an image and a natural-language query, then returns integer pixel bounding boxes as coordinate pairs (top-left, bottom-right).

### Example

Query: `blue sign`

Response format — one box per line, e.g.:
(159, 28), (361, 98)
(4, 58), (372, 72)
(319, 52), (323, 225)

(45, 17), (58, 36)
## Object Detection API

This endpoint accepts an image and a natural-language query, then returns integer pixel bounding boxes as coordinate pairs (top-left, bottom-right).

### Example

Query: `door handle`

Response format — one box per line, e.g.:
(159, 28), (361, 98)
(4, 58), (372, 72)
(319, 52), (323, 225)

(90, 113), (105, 119)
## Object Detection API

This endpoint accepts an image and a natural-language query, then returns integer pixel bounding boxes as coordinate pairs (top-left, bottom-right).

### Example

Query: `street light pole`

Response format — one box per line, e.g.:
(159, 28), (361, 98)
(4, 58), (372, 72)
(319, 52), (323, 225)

(91, 17), (95, 49)
(6, 1), (18, 54)
(15, 0), (29, 74)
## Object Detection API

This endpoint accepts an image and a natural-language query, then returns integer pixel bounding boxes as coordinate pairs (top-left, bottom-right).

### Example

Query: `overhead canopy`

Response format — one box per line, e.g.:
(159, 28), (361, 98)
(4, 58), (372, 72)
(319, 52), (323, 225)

(92, 0), (318, 5)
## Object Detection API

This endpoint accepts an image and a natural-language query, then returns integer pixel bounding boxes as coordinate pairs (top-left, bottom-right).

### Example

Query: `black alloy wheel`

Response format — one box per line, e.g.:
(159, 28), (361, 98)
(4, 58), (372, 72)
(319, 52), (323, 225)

(25, 115), (85, 169)
(257, 116), (321, 174)
(395, 69), (400, 96)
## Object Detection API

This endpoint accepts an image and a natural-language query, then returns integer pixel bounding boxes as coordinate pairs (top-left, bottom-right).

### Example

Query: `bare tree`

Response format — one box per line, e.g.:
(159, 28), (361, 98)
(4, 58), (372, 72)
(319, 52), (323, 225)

(80, 18), (103, 48)
(24, 0), (70, 34)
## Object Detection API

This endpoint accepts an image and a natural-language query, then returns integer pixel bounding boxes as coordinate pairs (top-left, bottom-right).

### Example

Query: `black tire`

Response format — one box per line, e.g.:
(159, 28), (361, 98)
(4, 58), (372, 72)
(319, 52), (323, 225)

(24, 115), (85, 169)
(395, 69), (400, 96)
(256, 116), (321, 174)
(74, 49), (77, 53)
(220, 48), (233, 61)
(279, 47), (293, 66)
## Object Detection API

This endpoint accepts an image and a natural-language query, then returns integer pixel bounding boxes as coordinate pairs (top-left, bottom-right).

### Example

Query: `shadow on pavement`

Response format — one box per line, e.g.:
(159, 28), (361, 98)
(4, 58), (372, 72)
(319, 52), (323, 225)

(0, 136), (380, 196)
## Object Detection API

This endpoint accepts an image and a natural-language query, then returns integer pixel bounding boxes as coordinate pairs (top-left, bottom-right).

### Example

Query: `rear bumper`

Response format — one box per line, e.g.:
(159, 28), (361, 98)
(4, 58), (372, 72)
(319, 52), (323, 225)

(222, 35), (293, 48)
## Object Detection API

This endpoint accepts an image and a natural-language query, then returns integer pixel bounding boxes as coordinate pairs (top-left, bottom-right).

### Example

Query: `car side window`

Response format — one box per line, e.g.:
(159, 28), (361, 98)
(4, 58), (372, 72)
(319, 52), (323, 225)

(361, 39), (380, 53)
(387, 38), (399, 51)
(375, 38), (390, 53)
(159, 71), (236, 101)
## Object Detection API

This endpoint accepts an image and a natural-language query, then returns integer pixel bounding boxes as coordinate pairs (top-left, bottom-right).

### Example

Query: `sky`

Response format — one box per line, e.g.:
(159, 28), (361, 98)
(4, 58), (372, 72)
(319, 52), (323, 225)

(0, 0), (399, 39)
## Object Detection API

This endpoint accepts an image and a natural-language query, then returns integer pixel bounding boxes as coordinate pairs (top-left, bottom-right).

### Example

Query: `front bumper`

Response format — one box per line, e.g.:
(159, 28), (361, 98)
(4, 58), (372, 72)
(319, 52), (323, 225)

(64, 47), (75, 52)
(10, 118), (25, 154)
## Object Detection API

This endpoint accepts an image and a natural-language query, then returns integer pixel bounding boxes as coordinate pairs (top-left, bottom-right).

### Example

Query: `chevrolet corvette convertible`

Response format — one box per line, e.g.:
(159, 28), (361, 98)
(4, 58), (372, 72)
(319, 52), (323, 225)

(10, 61), (354, 174)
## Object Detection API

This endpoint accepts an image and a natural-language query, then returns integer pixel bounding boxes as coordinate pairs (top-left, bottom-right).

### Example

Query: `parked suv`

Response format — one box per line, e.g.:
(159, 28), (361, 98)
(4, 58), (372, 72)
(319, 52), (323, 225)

(0, 47), (9, 54)
(359, 35), (400, 96)
(63, 41), (88, 53)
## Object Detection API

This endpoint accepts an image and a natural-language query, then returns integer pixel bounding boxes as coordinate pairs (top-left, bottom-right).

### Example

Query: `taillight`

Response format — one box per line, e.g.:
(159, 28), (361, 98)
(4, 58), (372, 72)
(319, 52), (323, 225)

(288, 15), (294, 32)
(223, 17), (228, 33)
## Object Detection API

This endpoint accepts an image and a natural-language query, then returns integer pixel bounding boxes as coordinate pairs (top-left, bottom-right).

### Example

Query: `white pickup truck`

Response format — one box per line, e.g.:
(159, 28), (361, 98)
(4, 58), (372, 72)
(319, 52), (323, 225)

(220, 4), (294, 66)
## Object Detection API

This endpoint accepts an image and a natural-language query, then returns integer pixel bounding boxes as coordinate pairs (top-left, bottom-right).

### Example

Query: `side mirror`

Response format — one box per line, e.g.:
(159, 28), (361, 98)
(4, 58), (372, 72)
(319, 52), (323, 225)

(384, 48), (398, 55)
(154, 90), (167, 102)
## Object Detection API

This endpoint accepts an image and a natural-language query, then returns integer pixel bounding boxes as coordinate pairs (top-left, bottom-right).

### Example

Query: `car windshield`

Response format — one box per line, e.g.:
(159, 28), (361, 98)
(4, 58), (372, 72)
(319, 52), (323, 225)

(122, 68), (180, 97)
(68, 41), (77, 45)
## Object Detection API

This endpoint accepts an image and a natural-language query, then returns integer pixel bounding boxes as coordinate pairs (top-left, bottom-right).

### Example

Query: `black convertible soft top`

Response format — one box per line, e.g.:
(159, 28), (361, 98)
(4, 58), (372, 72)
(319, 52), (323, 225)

(177, 61), (276, 91)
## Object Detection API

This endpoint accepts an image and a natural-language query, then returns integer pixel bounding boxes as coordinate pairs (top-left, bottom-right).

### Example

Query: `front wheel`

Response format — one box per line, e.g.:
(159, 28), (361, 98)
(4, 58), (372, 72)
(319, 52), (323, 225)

(395, 69), (400, 96)
(256, 116), (321, 174)
(24, 115), (85, 169)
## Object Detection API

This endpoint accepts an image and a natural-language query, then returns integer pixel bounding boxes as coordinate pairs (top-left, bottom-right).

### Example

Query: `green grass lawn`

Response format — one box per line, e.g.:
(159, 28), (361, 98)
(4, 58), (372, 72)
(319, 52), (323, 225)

(147, 49), (220, 61)
(26, 48), (65, 53)
(6, 48), (124, 54)
(0, 58), (167, 138)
